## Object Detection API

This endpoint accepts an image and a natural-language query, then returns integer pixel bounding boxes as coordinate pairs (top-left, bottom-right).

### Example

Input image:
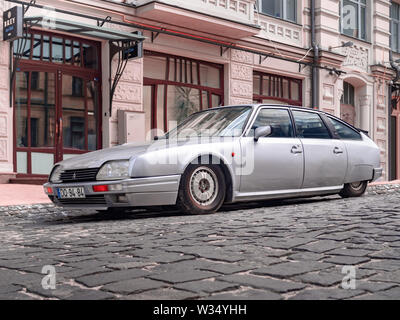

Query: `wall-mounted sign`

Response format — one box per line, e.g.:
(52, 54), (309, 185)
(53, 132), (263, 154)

(123, 40), (143, 60)
(3, 6), (23, 42)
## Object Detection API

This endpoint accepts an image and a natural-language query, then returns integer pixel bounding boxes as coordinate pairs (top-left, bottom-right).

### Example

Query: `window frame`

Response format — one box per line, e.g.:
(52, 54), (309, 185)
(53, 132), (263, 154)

(391, 2), (400, 53)
(340, 0), (368, 41)
(244, 106), (296, 139)
(325, 115), (362, 140)
(253, 71), (303, 106)
(341, 81), (355, 106)
(259, 0), (297, 23)
(143, 51), (224, 132)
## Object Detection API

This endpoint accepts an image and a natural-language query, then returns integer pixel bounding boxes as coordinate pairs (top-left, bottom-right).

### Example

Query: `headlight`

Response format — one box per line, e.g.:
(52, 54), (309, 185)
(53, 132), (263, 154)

(96, 160), (130, 181)
(49, 165), (63, 183)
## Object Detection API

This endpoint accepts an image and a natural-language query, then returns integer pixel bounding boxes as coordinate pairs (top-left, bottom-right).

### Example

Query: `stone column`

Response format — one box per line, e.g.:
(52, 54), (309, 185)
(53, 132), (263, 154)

(359, 94), (371, 131)
(0, 0), (14, 180)
(229, 49), (253, 105)
(109, 57), (143, 146)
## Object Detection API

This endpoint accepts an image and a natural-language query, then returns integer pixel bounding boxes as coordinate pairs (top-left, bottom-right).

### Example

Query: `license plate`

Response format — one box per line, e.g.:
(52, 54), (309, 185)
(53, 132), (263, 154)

(57, 187), (85, 199)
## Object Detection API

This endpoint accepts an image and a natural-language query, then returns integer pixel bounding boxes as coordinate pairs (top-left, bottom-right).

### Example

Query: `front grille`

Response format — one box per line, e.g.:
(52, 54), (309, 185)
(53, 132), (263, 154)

(60, 168), (99, 183)
(57, 195), (107, 205)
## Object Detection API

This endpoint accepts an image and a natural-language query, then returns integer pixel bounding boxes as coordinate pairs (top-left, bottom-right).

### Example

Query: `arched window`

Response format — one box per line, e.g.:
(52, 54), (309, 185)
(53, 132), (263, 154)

(340, 81), (356, 126)
(341, 81), (355, 106)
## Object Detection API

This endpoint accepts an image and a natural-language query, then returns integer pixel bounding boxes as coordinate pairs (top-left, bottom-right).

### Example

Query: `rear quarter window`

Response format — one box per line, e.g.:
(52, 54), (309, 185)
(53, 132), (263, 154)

(327, 117), (362, 140)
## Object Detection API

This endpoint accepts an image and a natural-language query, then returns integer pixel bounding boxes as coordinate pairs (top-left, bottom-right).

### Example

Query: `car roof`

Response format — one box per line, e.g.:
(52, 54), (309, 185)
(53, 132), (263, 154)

(212, 104), (363, 133)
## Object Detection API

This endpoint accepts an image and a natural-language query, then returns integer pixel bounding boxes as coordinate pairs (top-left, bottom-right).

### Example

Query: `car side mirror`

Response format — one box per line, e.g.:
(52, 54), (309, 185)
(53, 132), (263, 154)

(254, 125), (272, 141)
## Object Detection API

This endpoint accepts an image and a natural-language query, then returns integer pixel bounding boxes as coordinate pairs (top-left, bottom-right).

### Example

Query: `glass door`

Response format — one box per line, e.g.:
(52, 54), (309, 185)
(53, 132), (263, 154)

(60, 73), (100, 161)
(15, 70), (57, 176)
(14, 70), (101, 176)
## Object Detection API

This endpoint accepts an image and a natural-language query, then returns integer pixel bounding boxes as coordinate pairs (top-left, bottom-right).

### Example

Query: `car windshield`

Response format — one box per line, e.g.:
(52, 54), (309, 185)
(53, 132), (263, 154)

(163, 106), (252, 139)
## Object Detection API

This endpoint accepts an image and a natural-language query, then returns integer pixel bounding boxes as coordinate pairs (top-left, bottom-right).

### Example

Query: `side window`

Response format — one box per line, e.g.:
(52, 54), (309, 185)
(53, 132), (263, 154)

(251, 108), (293, 138)
(327, 117), (362, 140)
(292, 110), (331, 139)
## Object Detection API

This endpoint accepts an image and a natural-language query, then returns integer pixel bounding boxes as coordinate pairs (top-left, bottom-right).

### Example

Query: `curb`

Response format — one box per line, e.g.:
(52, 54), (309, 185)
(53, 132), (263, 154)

(366, 182), (400, 195)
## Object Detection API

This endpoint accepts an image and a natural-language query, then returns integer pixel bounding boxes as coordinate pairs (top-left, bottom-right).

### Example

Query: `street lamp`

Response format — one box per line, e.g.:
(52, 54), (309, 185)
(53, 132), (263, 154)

(328, 41), (354, 51)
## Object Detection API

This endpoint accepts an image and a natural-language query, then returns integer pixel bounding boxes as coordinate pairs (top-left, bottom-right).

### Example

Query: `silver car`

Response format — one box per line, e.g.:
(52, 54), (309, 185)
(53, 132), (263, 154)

(44, 105), (382, 214)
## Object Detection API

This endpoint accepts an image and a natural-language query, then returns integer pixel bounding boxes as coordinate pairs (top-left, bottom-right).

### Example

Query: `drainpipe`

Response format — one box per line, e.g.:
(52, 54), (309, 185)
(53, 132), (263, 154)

(389, 50), (400, 83)
(389, 50), (400, 180)
(311, 0), (319, 109)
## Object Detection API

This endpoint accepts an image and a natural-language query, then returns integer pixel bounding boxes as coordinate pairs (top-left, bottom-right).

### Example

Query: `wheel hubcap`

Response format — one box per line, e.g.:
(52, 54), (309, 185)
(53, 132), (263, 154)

(189, 167), (218, 206)
(350, 181), (363, 190)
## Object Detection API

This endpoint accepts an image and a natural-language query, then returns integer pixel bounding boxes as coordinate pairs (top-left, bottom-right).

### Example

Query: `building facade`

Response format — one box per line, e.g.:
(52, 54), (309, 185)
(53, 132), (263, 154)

(0, 0), (398, 183)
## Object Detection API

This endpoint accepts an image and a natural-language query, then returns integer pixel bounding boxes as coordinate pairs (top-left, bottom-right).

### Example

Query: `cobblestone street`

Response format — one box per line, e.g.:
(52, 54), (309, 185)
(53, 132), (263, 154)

(0, 192), (399, 300)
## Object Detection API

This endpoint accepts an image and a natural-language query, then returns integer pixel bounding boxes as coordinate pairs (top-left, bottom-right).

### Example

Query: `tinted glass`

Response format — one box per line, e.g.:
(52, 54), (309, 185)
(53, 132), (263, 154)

(286, 0), (296, 22)
(251, 108), (293, 138)
(342, 0), (358, 38)
(262, 0), (282, 18)
(328, 117), (361, 140)
(292, 110), (331, 139)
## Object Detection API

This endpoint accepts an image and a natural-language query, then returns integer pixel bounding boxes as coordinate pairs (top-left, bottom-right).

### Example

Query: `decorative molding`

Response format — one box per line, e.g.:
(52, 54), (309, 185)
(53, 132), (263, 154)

(229, 96), (252, 105)
(376, 117), (386, 133)
(231, 63), (253, 81)
(255, 14), (302, 47)
(231, 49), (254, 65)
(0, 139), (7, 161)
(231, 80), (253, 98)
(323, 84), (334, 105)
(342, 46), (369, 72)
(113, 83), (142, 104)
(0, 115), (7, 137)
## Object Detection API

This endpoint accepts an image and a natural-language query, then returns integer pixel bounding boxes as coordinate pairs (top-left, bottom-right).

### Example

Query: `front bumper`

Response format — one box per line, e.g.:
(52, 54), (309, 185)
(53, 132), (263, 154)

(43, 175), (181, 209)
(371, 167), (383, 182)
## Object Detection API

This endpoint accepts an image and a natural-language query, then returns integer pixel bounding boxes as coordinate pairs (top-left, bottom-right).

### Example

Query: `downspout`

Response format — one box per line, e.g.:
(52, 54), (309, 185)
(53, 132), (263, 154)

(389, 50), (400, 83)
(311, 0), (319, 109)
(389, 50), (400, 180)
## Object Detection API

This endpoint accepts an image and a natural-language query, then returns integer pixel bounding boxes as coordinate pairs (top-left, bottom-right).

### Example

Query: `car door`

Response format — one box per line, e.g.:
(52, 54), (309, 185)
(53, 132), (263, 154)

(239, 107), (304, 193)
(326, 116), (377, 183)
(291, 110), (347, 188)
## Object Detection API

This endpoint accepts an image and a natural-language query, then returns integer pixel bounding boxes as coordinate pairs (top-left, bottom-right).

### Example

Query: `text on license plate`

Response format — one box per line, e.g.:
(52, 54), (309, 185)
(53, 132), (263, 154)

(57, 187), (85, 199)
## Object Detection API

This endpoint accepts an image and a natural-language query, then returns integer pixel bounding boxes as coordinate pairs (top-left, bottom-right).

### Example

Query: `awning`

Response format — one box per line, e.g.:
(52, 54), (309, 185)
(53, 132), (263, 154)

(23, 15), (146, 42)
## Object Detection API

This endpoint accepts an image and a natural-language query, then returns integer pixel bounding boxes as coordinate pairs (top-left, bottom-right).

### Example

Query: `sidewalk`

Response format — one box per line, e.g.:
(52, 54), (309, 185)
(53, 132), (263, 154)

(0, 184), (51, 206)
(0, 180), (399, 207)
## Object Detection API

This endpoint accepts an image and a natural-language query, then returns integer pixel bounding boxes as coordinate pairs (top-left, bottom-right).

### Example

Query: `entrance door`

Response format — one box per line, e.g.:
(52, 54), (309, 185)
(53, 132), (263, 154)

(14, 70), (101, 177)
(15, 70), (57, 176)
(390, 112), (399, 180)
(60, 73), (100, 161)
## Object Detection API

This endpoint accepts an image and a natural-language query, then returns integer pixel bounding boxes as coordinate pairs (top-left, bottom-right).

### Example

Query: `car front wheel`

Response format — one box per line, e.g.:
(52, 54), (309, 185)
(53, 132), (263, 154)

(177, 164), (226, 215)
(339, 181), (368, 198)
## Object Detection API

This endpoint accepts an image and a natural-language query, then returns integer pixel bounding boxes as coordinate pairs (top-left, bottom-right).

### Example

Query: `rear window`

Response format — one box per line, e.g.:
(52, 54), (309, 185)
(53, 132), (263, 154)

(327, 117), (362, 140)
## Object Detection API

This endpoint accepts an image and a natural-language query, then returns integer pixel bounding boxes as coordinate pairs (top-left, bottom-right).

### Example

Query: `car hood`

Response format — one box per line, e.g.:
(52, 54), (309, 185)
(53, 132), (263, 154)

(57, 143), (151, 169)
(56, 137), (238, 170)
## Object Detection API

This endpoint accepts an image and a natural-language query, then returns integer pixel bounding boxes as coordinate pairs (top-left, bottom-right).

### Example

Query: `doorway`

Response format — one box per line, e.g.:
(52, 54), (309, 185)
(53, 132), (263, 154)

(13, 30), (101, 178)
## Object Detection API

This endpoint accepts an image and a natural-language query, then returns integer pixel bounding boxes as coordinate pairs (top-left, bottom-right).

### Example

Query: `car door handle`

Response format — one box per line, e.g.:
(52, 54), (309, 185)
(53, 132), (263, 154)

(291, 145), (303, 154)
(333, 147), (343, 154)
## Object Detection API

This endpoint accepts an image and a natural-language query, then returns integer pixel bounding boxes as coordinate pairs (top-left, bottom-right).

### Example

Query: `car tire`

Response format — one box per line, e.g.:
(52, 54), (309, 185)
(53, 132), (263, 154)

(177, 164), (226, 215)
(339, 181), (368, 198)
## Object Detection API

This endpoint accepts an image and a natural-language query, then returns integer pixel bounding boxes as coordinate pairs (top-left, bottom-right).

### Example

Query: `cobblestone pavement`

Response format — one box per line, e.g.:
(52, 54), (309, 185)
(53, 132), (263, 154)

(0, 192), (399, 300)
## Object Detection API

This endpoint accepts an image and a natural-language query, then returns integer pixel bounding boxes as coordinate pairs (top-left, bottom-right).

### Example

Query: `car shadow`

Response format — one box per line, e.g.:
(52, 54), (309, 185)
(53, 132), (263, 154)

(44, 195), (342, 226)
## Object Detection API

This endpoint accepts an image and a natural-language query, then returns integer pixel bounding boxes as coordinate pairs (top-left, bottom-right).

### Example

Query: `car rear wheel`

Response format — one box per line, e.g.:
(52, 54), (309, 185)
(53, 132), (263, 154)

(339, 181), (368, 198)
(177, 164), (226, 215)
